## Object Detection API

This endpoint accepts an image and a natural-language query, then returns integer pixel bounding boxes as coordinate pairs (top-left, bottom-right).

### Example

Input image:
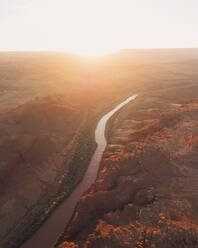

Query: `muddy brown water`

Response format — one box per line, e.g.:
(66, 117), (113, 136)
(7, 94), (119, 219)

(21, 94), (138, 248)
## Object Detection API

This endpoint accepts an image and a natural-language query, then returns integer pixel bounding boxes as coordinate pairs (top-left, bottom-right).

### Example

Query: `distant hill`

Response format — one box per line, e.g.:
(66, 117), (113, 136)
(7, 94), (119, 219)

(117, 48), (198, 63)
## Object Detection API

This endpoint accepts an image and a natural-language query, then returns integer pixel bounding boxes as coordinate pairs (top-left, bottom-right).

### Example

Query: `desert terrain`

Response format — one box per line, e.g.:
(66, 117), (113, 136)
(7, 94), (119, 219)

(1, 49), (198, 247)
(57, 53), (198, 247)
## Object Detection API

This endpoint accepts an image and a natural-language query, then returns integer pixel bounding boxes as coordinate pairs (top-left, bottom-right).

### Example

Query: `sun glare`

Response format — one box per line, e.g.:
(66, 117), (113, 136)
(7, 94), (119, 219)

(68, 48), (118, 57)
(0, 0), (126, 55)
(1, 0), (198, 53)
(49, 0), (124, 57)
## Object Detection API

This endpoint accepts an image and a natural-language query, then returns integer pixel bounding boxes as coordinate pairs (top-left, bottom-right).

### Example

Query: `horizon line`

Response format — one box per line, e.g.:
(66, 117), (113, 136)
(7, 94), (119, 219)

(1, 47), (198, 54)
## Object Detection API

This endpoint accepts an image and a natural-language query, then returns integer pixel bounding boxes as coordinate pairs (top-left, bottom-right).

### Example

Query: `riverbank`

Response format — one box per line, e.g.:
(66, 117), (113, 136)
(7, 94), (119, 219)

(18, 94), (137, 248)
(58, 80), (198, 248)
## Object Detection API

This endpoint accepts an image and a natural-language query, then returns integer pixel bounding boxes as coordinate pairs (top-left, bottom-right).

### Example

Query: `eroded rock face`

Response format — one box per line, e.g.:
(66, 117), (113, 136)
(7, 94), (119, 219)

(59, 93), (198, 247)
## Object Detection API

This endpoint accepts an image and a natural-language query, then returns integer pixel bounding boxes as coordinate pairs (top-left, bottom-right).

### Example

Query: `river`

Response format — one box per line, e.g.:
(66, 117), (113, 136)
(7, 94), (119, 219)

(21, 93), (138, 248)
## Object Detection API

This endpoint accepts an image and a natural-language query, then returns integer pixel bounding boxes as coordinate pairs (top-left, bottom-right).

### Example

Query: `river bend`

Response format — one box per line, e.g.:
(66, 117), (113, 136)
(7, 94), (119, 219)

(22, 94), (138, 248)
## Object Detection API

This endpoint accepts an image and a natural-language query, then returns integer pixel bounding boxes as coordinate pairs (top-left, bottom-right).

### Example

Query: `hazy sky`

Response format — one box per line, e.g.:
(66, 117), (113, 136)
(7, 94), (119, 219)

(1, 0), (198, 55)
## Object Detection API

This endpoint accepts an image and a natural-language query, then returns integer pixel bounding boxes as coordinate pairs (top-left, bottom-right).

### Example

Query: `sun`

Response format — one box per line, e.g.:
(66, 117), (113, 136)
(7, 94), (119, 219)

(68, 48), (118, 57)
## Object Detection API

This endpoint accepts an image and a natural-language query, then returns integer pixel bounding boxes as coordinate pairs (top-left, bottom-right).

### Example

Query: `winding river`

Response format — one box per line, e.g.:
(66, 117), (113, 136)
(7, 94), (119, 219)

(22, 94), (138, 248)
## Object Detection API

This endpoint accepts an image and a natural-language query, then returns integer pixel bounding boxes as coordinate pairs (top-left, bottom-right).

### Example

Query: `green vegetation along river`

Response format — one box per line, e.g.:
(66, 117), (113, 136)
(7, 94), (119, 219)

(21, 94), (138, 248)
